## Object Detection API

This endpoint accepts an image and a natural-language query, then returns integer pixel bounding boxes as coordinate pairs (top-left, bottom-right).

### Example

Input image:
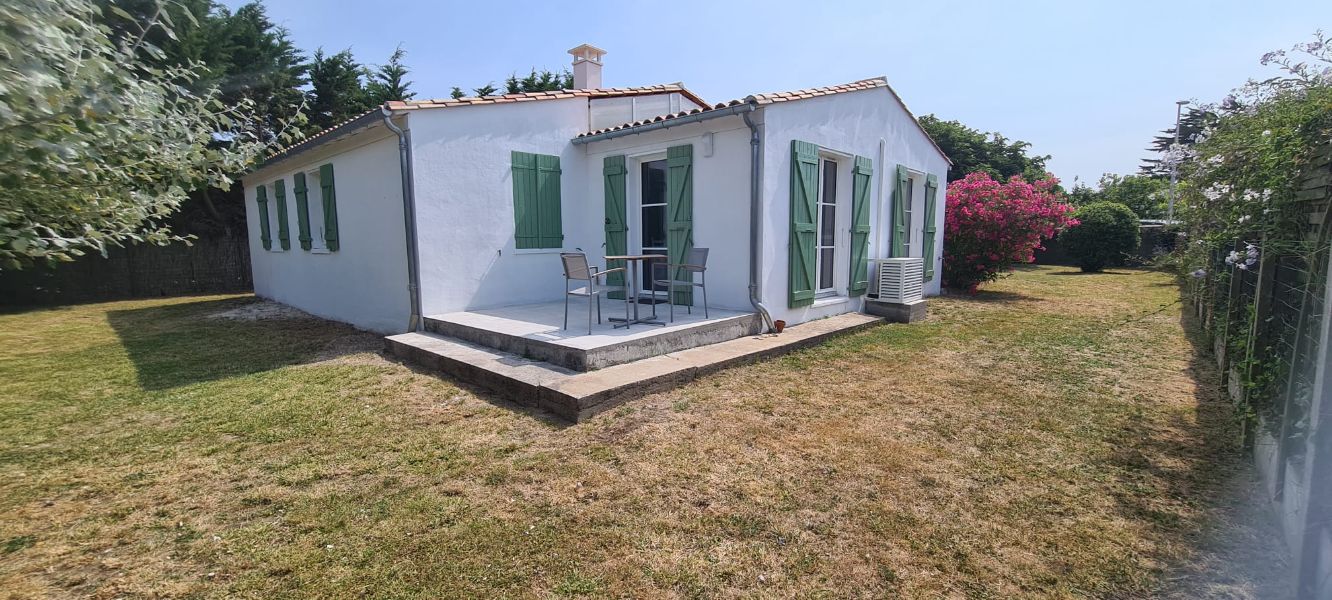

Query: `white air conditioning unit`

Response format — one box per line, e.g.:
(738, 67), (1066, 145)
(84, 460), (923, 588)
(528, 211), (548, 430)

(869, 257), (924, 304)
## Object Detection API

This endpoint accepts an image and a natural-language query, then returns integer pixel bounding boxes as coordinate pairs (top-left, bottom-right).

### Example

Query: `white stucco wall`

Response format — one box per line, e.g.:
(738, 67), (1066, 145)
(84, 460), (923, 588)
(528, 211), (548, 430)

(242, 129), (411, 333)
(580, 116), (755, 312)
(238, 86), (947, 334)
(588, 92), (704, 131)
(408, 94), (746, 317)
(408, 99), (595, 316)
(758, 86), (950, 327)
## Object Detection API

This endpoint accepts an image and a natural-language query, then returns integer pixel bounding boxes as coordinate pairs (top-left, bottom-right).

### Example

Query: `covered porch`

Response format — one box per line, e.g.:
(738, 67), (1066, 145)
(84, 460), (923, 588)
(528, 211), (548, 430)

(423, 300), (759, 371)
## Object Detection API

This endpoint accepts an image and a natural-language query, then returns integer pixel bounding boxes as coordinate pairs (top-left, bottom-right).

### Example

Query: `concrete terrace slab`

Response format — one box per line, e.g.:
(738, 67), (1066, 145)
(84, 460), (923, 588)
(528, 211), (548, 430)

(387, 311), (885, 422)
(431, 302), (752, 350)
(425, 301), (761, 371)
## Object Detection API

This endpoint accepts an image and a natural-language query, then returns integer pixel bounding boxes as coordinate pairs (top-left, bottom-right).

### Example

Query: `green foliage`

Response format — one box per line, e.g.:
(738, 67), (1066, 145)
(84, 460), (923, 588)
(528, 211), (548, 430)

(1061, 202), (1141, 272)
(1069, 173), (1169, 219)
(92, 1), (308, 237)
(472, 83), (499, 97)
(217, 4), (308, 140)
(0, 0), (290, 270)
(96, 1), (308, 143)
(504, 68), (574, 93)
(1140, 108), (1220, 177)
(1066, 183), (1097, 206)
(450, 86), (465, 99)
(307, 48), (370, 132)
(918, 115), (1052, 183)
(366, 45), (415, 105)
(1171, 31), (1332, 277)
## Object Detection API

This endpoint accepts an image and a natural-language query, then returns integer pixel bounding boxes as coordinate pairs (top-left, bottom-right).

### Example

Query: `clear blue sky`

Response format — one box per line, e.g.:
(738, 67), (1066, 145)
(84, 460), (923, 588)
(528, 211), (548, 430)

(225, 0), (1330, 188)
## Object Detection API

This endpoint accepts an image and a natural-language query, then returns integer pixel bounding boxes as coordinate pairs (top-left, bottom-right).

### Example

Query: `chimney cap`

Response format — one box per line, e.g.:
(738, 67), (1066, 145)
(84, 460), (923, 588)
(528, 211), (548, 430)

(568, 44), (607, 65)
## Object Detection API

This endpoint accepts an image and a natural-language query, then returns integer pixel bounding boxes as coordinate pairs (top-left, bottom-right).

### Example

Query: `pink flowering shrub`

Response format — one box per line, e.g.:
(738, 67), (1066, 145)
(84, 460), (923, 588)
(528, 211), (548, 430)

(943, 172), (1078, 292)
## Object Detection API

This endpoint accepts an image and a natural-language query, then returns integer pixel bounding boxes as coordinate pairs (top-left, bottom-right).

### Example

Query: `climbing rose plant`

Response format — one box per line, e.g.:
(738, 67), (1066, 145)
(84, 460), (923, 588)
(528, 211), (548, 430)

(943, 172), (1078, 292)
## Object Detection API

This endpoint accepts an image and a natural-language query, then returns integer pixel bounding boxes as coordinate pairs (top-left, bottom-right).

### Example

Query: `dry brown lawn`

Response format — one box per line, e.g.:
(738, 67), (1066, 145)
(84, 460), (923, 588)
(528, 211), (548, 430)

(0, 266), (1290, 598)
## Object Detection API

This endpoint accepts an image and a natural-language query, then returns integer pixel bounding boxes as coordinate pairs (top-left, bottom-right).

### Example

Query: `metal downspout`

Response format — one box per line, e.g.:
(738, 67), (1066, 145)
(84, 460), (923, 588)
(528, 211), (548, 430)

(382, 106), (423, 332)
(742, 105), (776, 333)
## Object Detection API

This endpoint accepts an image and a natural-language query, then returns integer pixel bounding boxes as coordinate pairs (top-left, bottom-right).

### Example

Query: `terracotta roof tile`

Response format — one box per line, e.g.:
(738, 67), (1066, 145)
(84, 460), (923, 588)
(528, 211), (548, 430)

(386, 82), (707, 112)
(257, 83), (709, 168)
(576, 77), (891, 139)
(256, 107), (383, 168)
(574, 76), (951, 165)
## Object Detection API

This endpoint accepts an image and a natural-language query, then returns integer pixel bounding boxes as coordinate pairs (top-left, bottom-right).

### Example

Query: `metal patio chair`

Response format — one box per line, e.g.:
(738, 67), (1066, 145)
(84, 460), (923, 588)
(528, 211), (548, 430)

(562, 252), (628, 335)
(651, 247), (709, 323)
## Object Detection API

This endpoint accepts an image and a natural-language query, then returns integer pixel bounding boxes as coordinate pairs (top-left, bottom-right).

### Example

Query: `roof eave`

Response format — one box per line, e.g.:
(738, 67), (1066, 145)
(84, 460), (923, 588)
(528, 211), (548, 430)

(572, 101), (758, 145)
(248, 108), (387, 175)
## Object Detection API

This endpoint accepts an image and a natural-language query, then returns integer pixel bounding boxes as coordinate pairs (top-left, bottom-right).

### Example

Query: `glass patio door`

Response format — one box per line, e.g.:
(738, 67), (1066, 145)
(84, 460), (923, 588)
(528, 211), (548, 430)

(815, 158), (838, 292)
(638, 158), (669, 291)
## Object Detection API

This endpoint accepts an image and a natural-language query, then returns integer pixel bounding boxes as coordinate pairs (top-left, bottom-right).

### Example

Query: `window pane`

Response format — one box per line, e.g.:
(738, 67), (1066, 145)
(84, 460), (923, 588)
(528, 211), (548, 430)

(819, 248), (835, 289)
(822, 160), (837, 204)
(908, 182), (915, 243)
(642, 251), (667, 290)
(642, 205), (667, 248)
(642, 261), (656, 291)
(820, 204), (836, 246)
(641, 160), (667, 205)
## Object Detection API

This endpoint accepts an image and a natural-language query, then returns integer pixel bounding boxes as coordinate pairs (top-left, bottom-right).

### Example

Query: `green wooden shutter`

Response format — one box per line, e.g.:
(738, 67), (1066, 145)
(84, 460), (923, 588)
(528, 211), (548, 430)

(789, 140), (819, 307)
(319, 163), (340, 251)
(923, 174), (939, 281)
(849, 156), (873, 296)
(511, 151), (539, 249)
(274, 179), (290, 251)
(666, 144), (694, 306)
(603, 155), (628, 299)
(293, 172), (312, 251)
(891, 165), (909, 258)
(255, 184), (272, 251)
(536, 154), (564, 248)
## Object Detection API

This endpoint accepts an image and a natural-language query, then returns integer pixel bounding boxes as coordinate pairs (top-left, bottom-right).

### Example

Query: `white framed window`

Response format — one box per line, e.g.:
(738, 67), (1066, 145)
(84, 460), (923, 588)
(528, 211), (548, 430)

(902, 176), (914, 249)
(305, 169), (329, 252)
(815, 157), (839, 293)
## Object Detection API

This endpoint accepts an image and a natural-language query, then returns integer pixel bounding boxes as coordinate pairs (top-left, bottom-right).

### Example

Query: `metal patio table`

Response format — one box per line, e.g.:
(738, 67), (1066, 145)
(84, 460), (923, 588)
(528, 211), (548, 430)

(604, 254), (667, 328)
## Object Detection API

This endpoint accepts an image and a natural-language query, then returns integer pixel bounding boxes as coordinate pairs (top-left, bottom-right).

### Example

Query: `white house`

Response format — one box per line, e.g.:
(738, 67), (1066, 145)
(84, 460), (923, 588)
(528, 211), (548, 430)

(242, 45), (949, 338)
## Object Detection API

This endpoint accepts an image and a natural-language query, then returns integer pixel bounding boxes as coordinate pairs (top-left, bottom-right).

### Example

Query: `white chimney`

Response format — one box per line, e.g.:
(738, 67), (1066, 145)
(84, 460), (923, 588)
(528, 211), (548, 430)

(568, 44), (606, 89)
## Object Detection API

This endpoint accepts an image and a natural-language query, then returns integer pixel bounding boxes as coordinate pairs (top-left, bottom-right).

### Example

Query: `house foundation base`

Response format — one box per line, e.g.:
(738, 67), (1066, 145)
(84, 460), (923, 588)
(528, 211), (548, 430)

(386, 312), (884, 423)
(864, 299), (927, 323)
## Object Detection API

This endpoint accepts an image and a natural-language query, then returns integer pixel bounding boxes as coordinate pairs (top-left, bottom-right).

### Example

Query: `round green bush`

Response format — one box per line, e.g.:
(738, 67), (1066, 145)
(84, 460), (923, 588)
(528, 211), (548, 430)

(1060, 202), (1140, 272)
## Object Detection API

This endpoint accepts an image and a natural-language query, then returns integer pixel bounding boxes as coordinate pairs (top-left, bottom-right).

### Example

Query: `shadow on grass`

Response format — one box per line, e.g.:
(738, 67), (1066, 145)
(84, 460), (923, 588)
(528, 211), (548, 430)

(944, 289), (1034, 304)
(106, 296), (377, 390)
(1047, 269), (1134, 276)
(106, 295), (577, 426)
(1098, 287), (1291, 597)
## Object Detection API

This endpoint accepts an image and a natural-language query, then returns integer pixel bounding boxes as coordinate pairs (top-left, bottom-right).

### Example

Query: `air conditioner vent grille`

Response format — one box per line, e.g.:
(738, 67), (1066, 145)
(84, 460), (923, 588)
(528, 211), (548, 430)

(869, 258), (924, 304)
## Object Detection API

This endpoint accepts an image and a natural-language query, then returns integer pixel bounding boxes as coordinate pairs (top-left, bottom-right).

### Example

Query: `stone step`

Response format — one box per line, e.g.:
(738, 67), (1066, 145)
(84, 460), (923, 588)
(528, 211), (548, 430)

(387, 312), (886, 423)
(423, 311), (761, 372)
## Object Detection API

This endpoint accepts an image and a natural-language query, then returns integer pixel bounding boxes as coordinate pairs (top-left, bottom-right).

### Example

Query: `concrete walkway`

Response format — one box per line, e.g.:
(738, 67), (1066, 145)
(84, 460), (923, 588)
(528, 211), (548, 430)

(387, 312), (883, 422)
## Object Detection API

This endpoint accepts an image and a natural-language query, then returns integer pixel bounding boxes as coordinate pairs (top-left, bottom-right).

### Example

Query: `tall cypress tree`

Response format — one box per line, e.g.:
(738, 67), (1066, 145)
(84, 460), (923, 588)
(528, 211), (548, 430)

(366, 45), (415, 104)
(307, 48), (369, 132)
(92, 0), (308, 235)
(95, 0), (307, 142)
(503, 68), (575, 93)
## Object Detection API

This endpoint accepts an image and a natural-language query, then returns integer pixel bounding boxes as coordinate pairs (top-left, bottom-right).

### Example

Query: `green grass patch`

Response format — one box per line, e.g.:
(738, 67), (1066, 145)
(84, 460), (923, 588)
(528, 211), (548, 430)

(0, 271), (1287, 598)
